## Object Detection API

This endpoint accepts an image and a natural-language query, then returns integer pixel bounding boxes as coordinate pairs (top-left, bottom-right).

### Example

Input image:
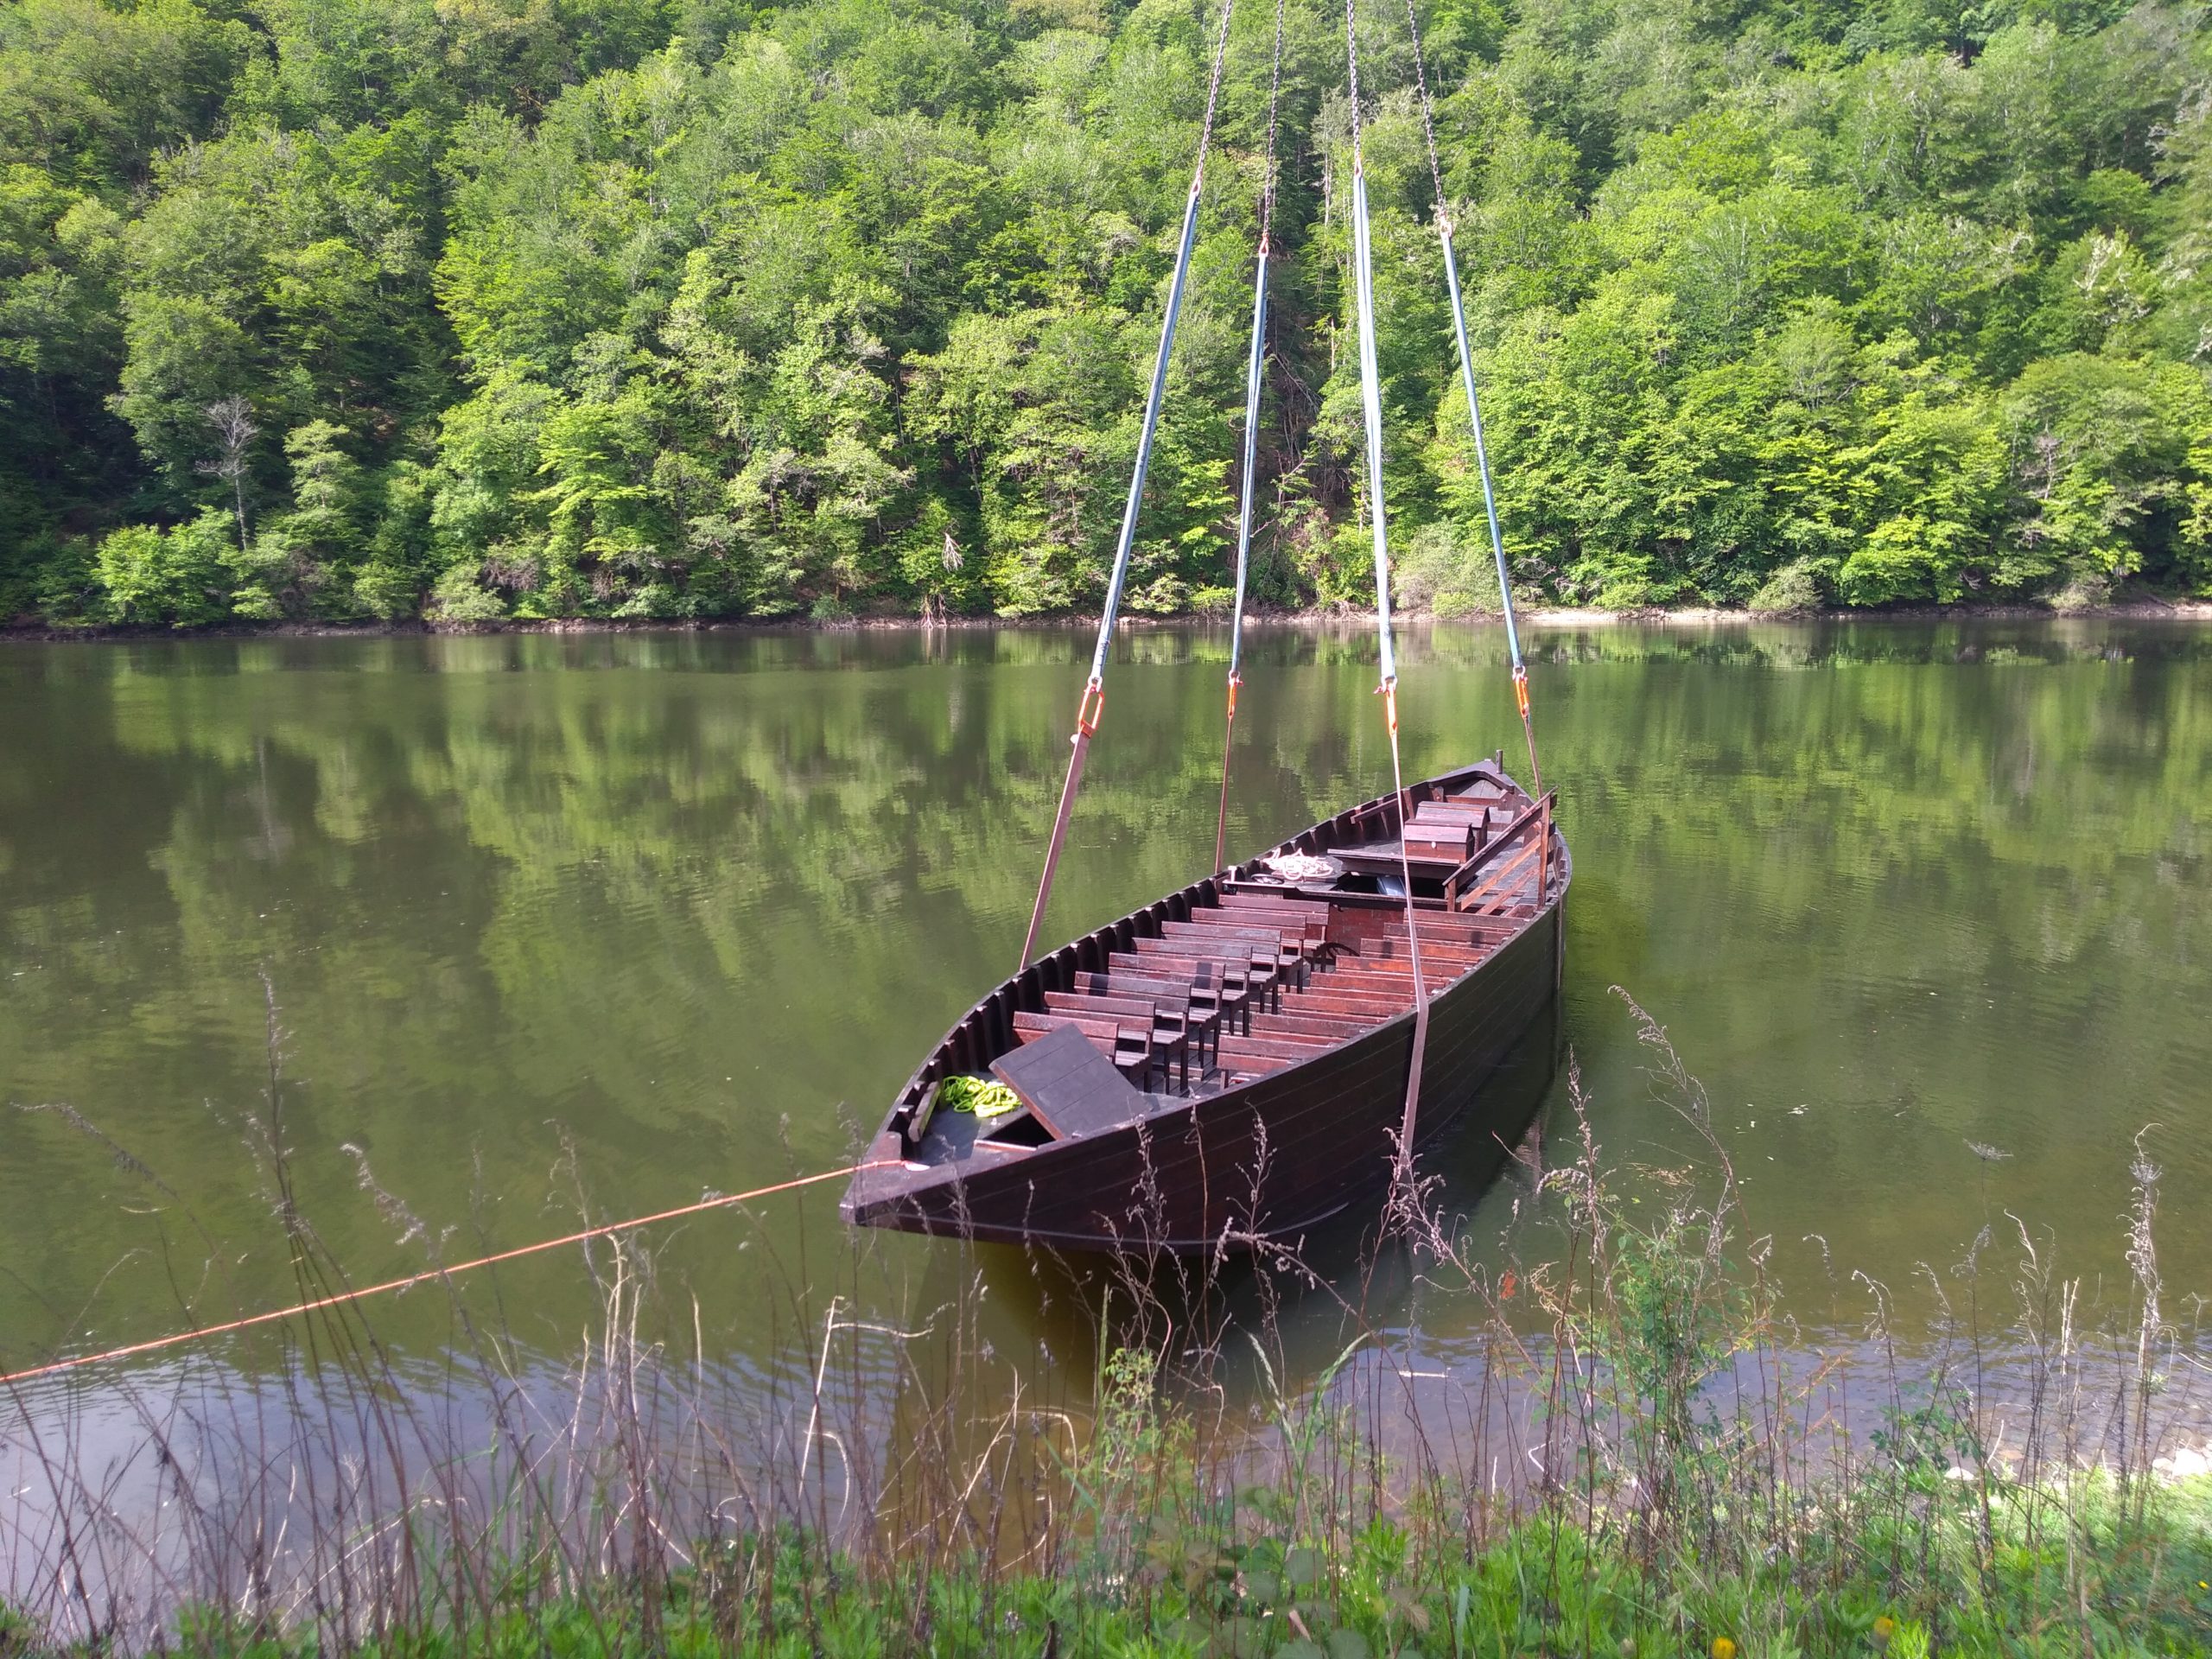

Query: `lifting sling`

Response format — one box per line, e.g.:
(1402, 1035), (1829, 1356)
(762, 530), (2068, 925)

(1342, 0), (1431, 1190)
(1216, 0), (1287, 874)
(1018, 0), (1239, 974)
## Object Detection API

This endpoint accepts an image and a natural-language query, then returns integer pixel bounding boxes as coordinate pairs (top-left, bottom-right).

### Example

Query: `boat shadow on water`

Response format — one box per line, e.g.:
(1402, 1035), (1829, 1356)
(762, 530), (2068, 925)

(906, 996), (1567, 1412)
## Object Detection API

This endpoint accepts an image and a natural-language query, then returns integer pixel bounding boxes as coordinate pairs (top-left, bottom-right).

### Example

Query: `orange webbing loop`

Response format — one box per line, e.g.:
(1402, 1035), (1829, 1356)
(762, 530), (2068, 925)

(1379, 677), (1400, 734)
(1513, 664), (1530, 719)
(1226, 675), (1241, 719)
(1077, 680), (1106, 739)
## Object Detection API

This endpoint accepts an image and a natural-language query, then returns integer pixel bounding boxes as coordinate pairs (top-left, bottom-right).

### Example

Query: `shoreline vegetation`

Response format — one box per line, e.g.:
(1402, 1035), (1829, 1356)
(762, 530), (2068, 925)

(3, 997), (2208, 1655)
(6, 595), (2212, 646)
(4, 0), (2212, 635)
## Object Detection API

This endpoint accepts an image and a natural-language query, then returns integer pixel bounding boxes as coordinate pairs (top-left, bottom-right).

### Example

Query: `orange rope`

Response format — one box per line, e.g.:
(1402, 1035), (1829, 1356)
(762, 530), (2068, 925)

(0, 1160), (896, 1389)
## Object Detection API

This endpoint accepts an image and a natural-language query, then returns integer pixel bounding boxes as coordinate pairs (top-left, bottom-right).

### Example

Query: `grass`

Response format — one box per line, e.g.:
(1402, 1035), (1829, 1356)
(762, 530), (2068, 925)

(105, 1474), (2210, 1659)
(3, 988), (2209, 1656)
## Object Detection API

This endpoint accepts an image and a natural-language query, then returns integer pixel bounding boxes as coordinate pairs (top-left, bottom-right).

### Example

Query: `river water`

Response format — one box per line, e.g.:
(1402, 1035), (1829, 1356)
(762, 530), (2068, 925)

(3, 620), (2208, 1440)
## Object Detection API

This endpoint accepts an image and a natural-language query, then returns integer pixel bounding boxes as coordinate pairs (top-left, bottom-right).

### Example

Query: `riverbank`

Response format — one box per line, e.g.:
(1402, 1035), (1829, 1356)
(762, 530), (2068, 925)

(10, 1466), (2208, 1657)
(6, 597), (2211, 645)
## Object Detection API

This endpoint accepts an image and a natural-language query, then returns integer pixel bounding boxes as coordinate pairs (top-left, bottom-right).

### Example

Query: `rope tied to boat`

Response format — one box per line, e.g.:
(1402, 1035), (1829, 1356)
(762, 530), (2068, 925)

(0, 1160), (898, 1390)
(1020, 0), (1241, 971)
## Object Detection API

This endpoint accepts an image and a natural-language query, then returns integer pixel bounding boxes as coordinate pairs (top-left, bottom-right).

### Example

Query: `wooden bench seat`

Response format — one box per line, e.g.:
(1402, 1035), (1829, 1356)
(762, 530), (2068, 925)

(1108, 950), (1253, 1033)
(1324, 949), (1483, 981)
(1277, 983), (1413, 1019)
(1179, 908), (1325, 946)
(1336, 918), (1500, 950)
(1217, 911), (1334, 941)
(1128, 938), (1281, 1012)
(1200, 897), (1330, 931)
(1168, 915), (1316, 951)
(1343, 927), (1501, 957)
(1211, 1049), (1289, 1082)
(1215, 1032), (1338, 1065)
(1073, 969), (1222, 1064)
(1347, 937), (1485, 969)
(1044, 991), (1192, 1086)
(1246, 1007), (1371, 1042)
(1308, 963), (1452, 1000)
(1162, 918), (1313, 985)
(1202, 893), (1328, 918)
(1011, 1010), (1153, 1086)
(1205, 905), (1332, 962)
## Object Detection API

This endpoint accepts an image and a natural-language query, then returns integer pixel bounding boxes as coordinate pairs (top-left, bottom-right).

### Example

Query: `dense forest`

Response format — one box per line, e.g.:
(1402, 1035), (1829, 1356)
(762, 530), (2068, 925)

(1, 0), (2208, 626)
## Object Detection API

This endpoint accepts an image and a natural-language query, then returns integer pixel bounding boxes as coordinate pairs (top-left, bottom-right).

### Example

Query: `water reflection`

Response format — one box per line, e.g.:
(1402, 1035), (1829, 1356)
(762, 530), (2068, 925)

(1, 619), (2208, 1409)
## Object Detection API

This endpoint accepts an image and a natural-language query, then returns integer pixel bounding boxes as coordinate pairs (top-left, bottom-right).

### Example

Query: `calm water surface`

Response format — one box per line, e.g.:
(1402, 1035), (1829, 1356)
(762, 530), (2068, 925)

(3, 620), (2208, 1409)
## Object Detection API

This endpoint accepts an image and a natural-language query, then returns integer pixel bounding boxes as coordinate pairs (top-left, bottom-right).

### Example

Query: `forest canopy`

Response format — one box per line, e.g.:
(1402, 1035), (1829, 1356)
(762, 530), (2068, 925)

(2, 0), (2209, 626)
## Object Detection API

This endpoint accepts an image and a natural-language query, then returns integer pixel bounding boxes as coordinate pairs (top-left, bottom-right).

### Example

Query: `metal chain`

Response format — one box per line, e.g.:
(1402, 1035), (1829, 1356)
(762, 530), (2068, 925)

(1260, 0), (1286, 244)
(1198, 0), (1237, 166)
(1402, 0), (1451, 231)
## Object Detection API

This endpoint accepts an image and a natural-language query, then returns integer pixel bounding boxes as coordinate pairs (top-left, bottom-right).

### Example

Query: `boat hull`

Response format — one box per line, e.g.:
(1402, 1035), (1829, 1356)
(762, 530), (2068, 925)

(843, 903), (1562, 1250)
(843, 760), (1570, 1254)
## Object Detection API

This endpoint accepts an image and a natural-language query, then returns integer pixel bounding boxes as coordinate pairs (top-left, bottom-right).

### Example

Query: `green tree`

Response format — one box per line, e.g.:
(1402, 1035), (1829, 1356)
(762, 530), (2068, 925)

(245, 418), (370, 617)
(1999, 353), (2212, 594)
(0, 164), (128, 590)
(0, 0), (247, 188)
(93, 508), (233, 626)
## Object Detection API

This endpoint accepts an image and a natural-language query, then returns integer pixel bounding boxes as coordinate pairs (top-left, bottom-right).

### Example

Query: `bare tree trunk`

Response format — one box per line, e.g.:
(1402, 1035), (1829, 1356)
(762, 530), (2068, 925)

(199, 395), (259, 552)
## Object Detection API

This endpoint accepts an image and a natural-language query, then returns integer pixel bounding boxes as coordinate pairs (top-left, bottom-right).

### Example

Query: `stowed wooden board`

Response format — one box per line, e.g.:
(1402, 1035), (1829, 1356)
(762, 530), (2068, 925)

(989, 1021), (1144, 1141)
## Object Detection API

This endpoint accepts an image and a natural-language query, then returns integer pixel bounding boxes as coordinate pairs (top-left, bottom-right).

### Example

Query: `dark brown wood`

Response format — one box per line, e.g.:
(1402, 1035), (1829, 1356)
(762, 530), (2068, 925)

(1129, 938), (1281, 1006)
(842, 759), (1570, 1253)
(991, 1023), (1147, 1141)
(1220, 880), (1452, 912)
(1161, 918), (1313, 963)
(1443, 791), (1556, 908)
(1270, 985), (1413, 1018)
(1058, 989), (1197, 1084)
(1010, 1010), (1154, 1084)
(1077, 970), (1219, 1060)
(1462, 835), (1548, 915)
(1191, 915), (1327, 944)
(1108, 952), (1250, 1030)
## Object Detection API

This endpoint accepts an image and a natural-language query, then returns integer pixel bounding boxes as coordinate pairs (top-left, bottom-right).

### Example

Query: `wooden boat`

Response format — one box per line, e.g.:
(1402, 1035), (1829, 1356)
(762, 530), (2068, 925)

(842, 757), (1567, 1252)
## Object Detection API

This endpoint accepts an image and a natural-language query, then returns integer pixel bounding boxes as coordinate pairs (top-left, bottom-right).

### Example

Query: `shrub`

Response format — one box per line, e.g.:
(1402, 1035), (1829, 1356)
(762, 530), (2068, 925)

(92, 511), (233, 626)
(1747, 558), (1827, 614)
(1188, 583), (1236, 614)
(425, 560), (508, 624)
(353, 562), (422, 620)
(25, 537), (100, 626)
(1395, 521), (1503, 615)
